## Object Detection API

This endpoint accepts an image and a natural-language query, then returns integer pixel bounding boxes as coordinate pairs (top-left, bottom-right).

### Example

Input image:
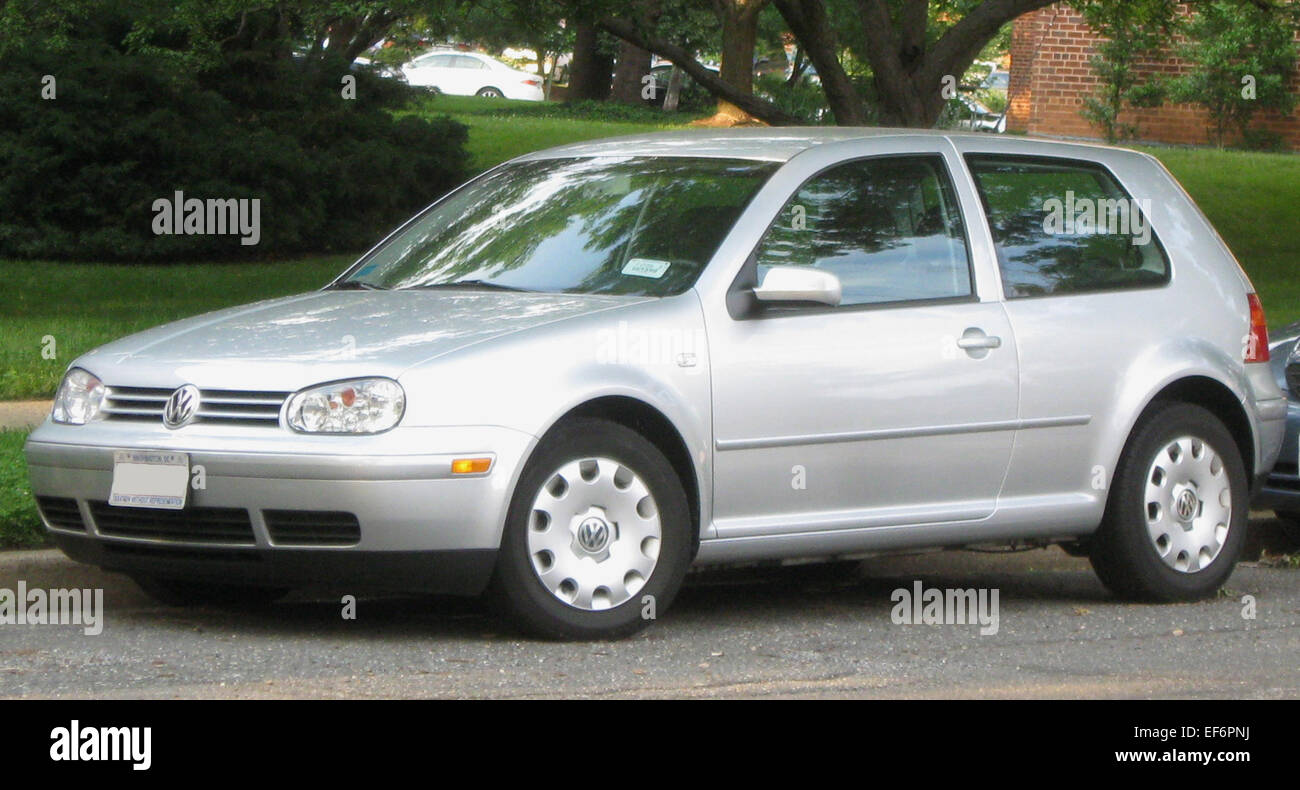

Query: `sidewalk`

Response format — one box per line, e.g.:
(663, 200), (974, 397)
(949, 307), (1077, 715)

(0, 400), (51, 430)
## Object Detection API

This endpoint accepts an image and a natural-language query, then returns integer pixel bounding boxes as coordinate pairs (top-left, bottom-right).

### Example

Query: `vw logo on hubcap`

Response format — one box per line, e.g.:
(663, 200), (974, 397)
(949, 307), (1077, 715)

(576, 517), (610, 553)
(1174, 489), (1199, 523)
(163, 384), (201, 429)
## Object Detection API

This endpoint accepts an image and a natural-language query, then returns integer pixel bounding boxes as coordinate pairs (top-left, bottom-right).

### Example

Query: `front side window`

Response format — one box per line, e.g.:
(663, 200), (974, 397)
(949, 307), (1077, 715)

(342, 157), (777, 297)
(753, 155), (973, 307)
(966, 155), (1169, 298)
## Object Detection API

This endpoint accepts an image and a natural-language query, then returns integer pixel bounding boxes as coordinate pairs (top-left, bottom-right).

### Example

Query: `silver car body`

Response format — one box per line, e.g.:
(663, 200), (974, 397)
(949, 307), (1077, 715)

(25, 128), (1288, 592)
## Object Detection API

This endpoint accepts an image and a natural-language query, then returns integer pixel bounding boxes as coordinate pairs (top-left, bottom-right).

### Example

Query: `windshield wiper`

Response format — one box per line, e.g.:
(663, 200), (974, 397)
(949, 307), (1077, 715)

(413, 280), (535, 292)
(330, 280), (386, 291)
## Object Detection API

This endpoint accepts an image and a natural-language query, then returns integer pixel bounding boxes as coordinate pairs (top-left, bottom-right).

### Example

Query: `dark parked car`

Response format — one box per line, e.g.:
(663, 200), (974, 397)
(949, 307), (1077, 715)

(1254, 321), (1300, 542)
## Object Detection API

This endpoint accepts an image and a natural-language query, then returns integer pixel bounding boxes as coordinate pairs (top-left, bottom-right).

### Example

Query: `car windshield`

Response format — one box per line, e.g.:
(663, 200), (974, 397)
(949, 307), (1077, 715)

(338, 156), (777, 296)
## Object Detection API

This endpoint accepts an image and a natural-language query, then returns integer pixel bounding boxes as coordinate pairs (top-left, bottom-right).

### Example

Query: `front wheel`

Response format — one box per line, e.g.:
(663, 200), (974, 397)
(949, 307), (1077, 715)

(489, 418), (692, 640)
(1089, 402), (1248, 601)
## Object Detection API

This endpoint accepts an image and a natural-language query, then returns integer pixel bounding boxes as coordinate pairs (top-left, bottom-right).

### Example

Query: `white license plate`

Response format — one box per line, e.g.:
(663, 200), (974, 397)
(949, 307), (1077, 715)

(109, 451), (189, 510)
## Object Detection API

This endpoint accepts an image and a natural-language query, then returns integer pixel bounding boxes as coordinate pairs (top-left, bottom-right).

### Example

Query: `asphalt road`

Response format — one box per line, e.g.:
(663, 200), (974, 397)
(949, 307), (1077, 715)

(1, 524), (1298, 699)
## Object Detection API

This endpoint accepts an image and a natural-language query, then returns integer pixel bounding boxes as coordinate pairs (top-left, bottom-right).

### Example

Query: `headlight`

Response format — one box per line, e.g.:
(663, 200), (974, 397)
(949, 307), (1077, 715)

(286, 378), (405, 434)
(52, 368), (105, 425)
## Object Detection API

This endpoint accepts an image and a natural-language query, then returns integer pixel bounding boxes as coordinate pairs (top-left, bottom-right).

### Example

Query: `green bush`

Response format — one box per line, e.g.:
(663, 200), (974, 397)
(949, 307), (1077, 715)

(755, 74), (833, 125)
(0, 43), (469, 261)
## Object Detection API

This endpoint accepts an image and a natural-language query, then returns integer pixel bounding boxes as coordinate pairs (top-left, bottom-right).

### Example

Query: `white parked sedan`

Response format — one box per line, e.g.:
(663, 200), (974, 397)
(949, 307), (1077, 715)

(401, 50), (544, 100)
(25, 129), (1287, 640)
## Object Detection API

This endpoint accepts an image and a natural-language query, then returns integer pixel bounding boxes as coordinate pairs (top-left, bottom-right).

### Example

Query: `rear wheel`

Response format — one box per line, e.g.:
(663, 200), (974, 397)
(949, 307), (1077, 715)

(476, 86), (503, 98)
(133, 576), (288, 609)
(1090, 403), (1248, 601)
(489, 418), (692, 640)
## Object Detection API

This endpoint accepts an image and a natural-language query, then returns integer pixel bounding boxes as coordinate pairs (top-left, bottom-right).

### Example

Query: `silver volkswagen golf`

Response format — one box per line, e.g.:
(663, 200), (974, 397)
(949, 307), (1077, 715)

(26, 129), (1287, 639)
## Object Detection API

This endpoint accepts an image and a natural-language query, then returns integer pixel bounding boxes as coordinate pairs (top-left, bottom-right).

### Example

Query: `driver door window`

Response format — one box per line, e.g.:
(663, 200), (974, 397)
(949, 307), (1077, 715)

(755, 156), (973, 308)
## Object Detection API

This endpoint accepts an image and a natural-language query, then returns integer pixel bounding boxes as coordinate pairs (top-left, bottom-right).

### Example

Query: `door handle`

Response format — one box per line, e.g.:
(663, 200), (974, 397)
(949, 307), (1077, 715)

(957, 334), (1002, 350)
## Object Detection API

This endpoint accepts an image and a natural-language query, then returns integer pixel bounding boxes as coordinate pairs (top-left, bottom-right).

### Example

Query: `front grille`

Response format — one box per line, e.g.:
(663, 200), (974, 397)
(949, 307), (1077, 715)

(264, 510), (361, 546)
(102, 386), (288, 427)
(89, 502), (255, 544)
(1287, 364), (1300, 400)
(37, 497), (85, 531)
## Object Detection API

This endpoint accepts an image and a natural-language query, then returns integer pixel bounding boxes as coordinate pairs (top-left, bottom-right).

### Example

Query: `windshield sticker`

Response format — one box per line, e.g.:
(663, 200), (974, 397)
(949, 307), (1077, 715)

(622, 258), (671, 279)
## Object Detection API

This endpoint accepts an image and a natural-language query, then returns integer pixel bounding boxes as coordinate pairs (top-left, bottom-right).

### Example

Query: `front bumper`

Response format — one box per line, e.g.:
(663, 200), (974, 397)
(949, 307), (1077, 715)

(47, 531), (499, 594)
(24, 422), (537, 593)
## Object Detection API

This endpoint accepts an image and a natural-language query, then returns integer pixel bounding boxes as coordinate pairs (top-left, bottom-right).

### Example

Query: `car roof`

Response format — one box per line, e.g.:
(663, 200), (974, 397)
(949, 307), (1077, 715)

(512, 127), (1148, 165)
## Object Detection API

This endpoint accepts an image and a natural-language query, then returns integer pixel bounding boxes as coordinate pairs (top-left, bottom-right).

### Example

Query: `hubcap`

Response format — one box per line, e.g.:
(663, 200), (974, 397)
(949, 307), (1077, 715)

(1143, 435), (1232, 573)
(526, 457), (662, 611)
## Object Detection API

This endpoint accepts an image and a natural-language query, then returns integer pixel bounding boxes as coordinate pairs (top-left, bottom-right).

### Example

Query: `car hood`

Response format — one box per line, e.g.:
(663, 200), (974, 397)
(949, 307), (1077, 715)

(77, 290), (650, 389)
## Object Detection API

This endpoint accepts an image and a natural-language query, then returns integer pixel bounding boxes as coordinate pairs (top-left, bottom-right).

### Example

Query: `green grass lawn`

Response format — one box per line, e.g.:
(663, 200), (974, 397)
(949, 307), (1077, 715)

(1137, 145), (1300, 328)
(0, 430), (40, 547)
(402, 94), (703, 173)
(0, 256), (351, 402)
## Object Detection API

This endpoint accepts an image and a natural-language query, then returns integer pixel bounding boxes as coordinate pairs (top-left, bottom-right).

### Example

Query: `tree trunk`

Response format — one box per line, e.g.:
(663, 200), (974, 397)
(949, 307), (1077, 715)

(599, 16), (802, 125)
(662, 65), (685, 112)
(772, 0), (868, 125)
(713, 0), (767, 124)
(568, 22), (613, 101)
(611, 38), (653, 105)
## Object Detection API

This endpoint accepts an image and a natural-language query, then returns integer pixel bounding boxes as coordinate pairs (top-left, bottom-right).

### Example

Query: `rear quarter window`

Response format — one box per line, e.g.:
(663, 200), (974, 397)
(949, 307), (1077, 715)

(965, 155), (1170, 298)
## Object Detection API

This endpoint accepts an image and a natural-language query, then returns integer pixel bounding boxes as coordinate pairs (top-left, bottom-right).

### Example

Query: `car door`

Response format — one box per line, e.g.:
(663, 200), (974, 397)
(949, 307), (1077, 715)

(960, 150), (1174, 520)
(415, 54), (460, 93)
(705, 141), (1020, 539)
(452, 55), (490, 94)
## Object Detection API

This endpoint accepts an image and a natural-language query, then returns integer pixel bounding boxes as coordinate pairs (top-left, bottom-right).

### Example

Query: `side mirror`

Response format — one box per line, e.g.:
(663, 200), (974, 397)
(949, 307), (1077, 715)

(752, 266), (842, 307)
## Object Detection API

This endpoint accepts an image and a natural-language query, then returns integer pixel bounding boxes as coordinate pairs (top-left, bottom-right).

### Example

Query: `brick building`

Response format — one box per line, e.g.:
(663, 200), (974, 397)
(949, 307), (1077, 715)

(1007, 2), (1300, 149)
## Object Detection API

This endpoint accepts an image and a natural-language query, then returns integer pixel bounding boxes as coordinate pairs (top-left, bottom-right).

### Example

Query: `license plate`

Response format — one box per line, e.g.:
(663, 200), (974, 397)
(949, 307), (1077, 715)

(109, 451), (189, 510)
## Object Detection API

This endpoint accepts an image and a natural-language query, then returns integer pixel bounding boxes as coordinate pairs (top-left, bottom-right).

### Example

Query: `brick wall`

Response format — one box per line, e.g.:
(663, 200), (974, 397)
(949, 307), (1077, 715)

(1007, 2), (1300, 149)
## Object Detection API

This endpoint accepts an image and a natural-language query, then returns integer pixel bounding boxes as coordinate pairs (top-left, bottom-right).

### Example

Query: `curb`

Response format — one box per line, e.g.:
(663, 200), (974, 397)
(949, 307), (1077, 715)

(0, 401), (51, 431)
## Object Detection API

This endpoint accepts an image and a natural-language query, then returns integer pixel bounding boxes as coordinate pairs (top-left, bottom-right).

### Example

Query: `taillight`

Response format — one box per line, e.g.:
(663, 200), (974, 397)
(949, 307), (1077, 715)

(1246, 292), (1270, 363)
(522, 79), (540, 87)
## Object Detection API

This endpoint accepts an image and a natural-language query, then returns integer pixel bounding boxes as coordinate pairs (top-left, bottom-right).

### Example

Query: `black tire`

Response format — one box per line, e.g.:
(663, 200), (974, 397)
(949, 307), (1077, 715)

(488, 418), (692, 640)
(1089, 402), (1248, 601)
(132, 576), (288, 609)
(476, 87), (503, 98)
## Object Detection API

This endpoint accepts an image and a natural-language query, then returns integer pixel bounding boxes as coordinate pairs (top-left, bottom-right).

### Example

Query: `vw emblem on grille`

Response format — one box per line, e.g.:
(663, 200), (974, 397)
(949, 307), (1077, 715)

(163, 384), (201, 429)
